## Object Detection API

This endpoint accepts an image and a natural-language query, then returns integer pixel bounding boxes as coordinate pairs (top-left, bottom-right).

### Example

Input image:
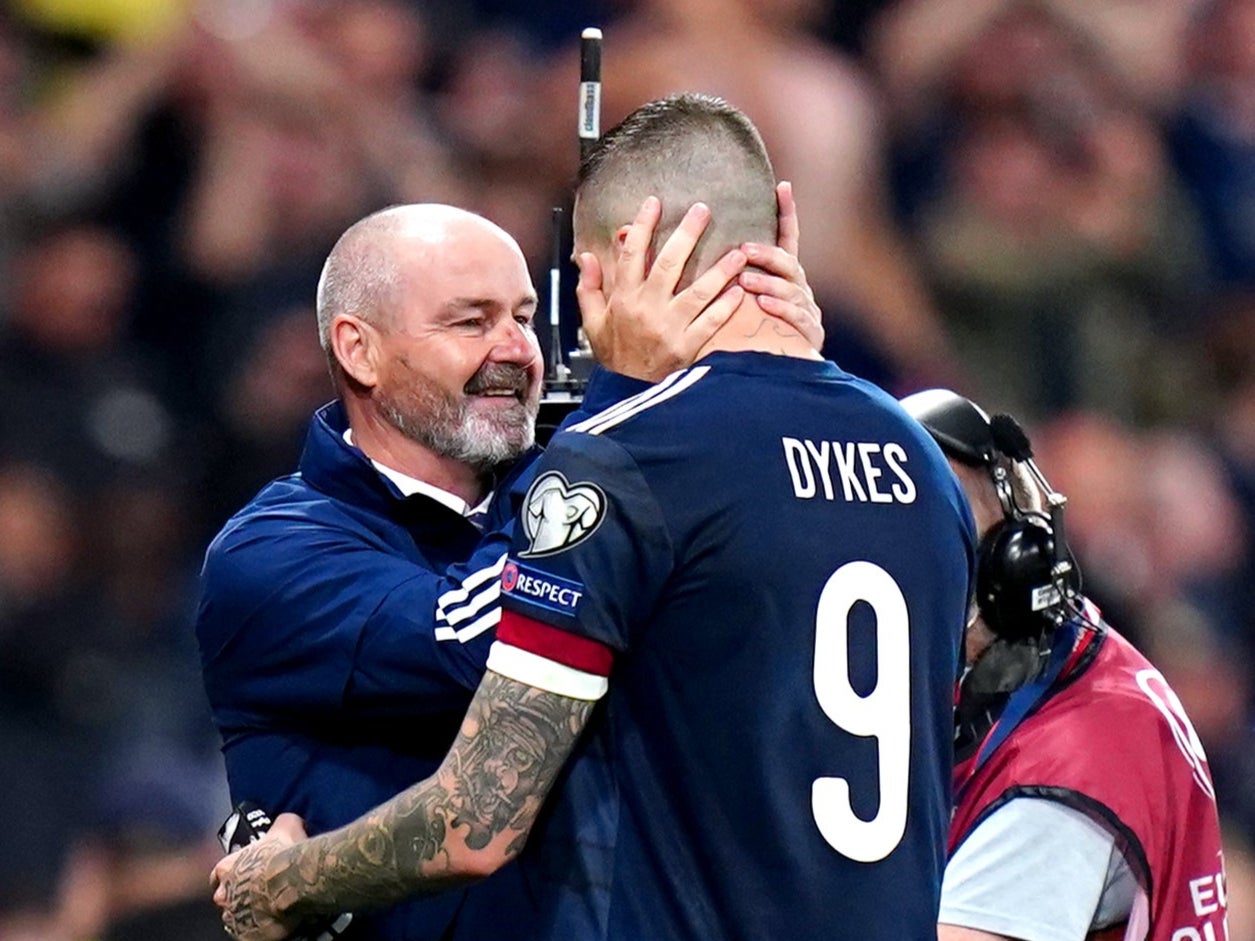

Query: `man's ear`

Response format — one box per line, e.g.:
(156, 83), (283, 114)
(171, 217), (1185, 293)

(613, 224), (655, 272)
(330, 314), (380, 389)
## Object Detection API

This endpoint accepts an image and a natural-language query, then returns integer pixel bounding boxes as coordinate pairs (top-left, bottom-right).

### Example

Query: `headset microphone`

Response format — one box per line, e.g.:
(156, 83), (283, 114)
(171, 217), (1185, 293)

(988, 413), (1032, 461)
(990, 413), (1074, 579)
(901, 390), (1085, 642)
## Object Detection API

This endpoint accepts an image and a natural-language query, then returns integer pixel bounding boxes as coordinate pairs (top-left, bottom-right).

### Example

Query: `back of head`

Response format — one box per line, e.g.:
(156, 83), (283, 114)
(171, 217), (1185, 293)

(575, 93), (778, 282)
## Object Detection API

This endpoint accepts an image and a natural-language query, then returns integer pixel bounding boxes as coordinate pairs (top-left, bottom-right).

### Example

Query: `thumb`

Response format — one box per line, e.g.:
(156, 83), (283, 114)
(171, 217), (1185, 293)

(211, 854), (237, 903)
(775, 180), (800, 257)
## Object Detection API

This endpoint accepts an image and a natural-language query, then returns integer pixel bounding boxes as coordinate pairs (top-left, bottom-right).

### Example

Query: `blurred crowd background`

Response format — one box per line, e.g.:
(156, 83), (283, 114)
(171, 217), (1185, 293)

(0, 0), (1251, 937)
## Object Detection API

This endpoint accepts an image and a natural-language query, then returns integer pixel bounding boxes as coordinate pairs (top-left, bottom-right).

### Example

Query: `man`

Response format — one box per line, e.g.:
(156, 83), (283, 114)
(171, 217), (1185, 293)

(212, 93), (975, 941)
(901, 388), (1230, 941)
(195, 199), (820, 940)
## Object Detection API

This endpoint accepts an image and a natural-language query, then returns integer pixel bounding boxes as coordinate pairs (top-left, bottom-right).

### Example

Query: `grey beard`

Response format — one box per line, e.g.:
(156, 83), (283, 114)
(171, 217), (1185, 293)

(382, 389), (538, 474)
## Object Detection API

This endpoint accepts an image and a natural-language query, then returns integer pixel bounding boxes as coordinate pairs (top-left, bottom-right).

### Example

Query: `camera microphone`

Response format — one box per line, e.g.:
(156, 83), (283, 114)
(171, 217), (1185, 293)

(990, 413), (1075, 583)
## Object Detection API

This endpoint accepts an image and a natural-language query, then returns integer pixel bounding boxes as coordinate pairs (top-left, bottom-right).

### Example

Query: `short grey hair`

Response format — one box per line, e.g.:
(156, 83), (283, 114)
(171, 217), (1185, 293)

(315, 206), (408, 355)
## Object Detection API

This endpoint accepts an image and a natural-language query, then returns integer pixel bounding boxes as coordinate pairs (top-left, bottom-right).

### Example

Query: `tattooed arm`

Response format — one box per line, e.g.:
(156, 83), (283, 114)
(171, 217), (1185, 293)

(213, 671), (596, 941)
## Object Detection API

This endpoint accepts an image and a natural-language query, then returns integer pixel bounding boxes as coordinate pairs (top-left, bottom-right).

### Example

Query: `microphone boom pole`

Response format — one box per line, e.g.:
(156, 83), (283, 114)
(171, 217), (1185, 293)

(545, 26), (603, 388)
(579, 27), (602, 164)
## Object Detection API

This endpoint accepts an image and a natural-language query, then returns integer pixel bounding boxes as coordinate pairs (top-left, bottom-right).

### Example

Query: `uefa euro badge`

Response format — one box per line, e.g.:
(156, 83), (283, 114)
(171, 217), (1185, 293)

(521, 470), (606, 557)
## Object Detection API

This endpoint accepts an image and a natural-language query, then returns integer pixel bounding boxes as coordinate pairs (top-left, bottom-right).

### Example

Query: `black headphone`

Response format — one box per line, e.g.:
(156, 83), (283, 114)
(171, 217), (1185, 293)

(900, 390), (1082, 643)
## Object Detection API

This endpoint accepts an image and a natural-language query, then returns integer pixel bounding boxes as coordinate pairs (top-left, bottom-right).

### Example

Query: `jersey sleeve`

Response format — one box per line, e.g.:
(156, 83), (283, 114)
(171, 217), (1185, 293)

(941, 798), (1135, 941)
(494, 431), (673, 683)
(196, 511), (517, 728)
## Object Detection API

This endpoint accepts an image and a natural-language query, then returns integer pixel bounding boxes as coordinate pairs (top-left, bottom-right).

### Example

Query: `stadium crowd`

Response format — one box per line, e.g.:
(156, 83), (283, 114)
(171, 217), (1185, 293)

(0, 0), (1251, 938)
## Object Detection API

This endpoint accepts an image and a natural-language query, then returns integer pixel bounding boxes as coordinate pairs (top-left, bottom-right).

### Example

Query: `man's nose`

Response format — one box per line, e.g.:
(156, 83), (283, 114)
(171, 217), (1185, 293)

(489, 319), (540, 363)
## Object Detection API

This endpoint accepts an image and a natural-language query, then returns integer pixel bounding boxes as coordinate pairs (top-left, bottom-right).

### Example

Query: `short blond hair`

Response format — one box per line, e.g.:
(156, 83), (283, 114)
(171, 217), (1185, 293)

(574, 93), (777, 285)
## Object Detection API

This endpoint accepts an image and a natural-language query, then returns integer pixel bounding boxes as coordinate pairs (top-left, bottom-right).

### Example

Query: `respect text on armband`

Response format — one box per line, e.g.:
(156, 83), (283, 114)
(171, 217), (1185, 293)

(503, 561), (585, 617)
(1171, 867), (1229, 941)
(781, 437), (917, 504)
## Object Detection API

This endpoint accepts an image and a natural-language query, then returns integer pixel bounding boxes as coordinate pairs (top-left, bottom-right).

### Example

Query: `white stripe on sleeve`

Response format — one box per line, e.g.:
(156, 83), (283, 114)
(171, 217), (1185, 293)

(440, 579), (501, 626)
(437, 553), (507, 634)
(486, 641), (609, 701)
(434, 607), (500, 643)
(438, 553), (507, 608)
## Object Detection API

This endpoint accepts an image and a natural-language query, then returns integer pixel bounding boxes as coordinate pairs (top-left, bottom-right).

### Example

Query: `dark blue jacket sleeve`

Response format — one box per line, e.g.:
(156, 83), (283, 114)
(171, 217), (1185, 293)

(196, 510), (521, 732)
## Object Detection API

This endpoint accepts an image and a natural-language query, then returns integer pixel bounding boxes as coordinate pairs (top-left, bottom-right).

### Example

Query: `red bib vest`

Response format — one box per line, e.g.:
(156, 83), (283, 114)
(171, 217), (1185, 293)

(952, 626), (1229, 941)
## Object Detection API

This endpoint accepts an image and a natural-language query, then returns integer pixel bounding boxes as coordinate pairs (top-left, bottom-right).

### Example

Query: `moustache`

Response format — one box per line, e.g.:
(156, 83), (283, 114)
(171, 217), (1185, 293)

(464, 363), (534, 398)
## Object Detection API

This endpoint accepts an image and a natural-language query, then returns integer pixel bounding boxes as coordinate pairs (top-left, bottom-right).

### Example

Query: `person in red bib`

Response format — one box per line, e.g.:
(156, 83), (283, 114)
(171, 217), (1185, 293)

(902, 389), (1230, 941)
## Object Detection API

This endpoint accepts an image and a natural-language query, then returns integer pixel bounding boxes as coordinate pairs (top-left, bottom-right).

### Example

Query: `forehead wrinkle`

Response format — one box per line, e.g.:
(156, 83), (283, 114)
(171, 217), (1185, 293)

(440, 292), (538, 314)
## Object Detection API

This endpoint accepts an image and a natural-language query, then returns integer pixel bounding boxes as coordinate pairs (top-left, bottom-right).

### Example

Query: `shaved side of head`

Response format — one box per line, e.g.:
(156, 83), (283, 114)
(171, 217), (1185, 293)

(316, 207), (408, 355)
(574, 93), (778, 282)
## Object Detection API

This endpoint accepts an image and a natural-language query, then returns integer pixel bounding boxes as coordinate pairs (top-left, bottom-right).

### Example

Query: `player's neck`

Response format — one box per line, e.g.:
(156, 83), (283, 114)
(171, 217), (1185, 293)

(695, 296), (822, 362)
(343, 398), (488, 505)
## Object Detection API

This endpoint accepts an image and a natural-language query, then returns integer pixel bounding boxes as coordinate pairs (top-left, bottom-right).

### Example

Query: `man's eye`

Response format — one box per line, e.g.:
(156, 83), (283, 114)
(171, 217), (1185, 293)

(515, 315), (536, 330)
(453, 317), (484, 330)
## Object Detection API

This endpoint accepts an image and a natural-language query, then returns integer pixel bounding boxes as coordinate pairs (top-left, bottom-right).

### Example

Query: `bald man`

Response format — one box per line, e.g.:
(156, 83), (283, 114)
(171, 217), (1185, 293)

(212, 97), (974, 941)
(196, 202), (816, 941)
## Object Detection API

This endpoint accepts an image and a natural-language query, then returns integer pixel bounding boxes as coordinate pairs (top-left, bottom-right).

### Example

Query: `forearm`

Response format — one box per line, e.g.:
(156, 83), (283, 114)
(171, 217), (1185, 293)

(255, 672), (594, 919)
(266, 780), (479, 920)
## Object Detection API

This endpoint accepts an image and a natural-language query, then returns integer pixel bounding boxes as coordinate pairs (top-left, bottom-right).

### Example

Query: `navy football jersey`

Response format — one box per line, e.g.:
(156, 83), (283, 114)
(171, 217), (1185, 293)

(493, 351), (976, 940)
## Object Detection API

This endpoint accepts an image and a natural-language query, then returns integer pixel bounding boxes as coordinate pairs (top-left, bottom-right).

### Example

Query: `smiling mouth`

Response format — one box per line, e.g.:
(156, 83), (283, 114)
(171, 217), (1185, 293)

(465, 363), (534, 401)
(468, 388), (529, 409)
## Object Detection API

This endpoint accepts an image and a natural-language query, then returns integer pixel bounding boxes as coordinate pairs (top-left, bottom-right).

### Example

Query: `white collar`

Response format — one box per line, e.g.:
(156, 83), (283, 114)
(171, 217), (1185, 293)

(343, 429), (490, 519)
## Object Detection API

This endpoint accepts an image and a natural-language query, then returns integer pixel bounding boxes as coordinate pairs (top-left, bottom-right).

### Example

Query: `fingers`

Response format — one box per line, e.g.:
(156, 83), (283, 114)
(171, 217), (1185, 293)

(682, 285), (744, 349)
(740, 242), (804, 287)
(645, 203), (712, 297)
(740, 192), (824, 353)
(736, 269), (807, 308)
(675, 246), (746, 326)
(756, 292), (826, 351)
(775, 180), (800, 256)
(616, 196), (661, 289)
(211, 853), (236, 904)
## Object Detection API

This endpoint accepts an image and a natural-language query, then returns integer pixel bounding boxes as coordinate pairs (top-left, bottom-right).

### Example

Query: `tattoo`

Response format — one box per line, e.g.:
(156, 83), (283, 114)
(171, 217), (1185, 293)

(739, 315), (771, 340)
(269, 673), (594, 919)
(220, 839), (302, 941)
(739, 315), (795, 342)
